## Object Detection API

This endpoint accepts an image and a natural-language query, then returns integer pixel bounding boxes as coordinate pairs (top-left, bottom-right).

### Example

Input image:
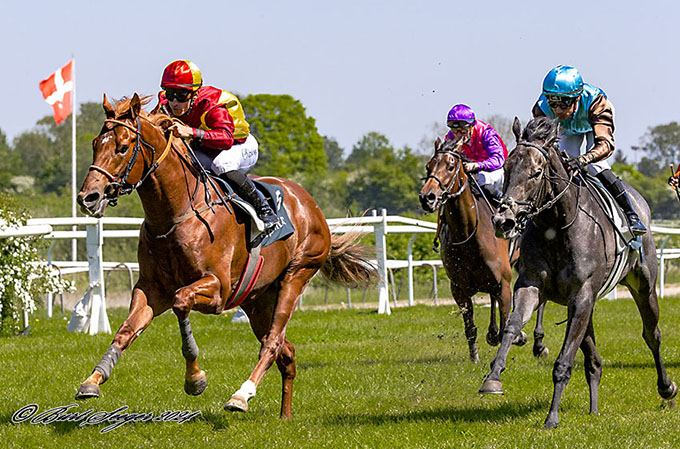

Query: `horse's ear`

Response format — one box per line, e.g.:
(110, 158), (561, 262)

(130, 93), (141, 119)
(434, 137), (442, 152)
(103, 94), (115, 119)
(512, 117), (522, 143)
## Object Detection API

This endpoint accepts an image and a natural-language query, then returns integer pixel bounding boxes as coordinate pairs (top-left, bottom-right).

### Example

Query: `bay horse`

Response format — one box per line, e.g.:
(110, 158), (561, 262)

(479, 116), (677, 428)
(75, 94), (376, 419)
(419, 137), (546, 363)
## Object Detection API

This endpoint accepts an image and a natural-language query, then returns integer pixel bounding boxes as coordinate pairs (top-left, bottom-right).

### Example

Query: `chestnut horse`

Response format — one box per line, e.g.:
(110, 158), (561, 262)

(75, 94), (376, 419)
(419, 137), (543, 362)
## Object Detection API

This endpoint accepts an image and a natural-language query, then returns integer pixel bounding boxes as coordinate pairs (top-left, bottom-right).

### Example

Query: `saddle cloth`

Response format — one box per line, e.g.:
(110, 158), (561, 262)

(211, 174), (295, 248)
(582, 174), (642, 298)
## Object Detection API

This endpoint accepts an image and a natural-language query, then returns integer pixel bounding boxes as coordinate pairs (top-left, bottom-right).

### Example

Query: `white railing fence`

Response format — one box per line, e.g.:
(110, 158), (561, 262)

(5, 213), (680, 334)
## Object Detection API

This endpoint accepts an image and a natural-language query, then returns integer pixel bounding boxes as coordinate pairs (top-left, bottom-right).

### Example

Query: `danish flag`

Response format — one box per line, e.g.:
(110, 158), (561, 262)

(39, 59), (74, 125)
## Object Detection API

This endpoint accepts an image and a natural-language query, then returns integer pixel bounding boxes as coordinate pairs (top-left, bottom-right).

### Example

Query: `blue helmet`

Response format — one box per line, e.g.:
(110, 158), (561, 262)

(542, 65), (583, 98)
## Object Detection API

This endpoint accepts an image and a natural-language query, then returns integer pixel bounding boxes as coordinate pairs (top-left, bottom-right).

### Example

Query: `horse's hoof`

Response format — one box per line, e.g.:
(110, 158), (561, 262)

(660, 381), (678, 400)
(486, 332), (500, 347)
(534, 346), (549, 358)
(184, 371), (208, 396)
(75, 382), (101, 400)
(224, 394), (249, 413)
(512, 331), (528, 346)
(479, 379), (504, 395)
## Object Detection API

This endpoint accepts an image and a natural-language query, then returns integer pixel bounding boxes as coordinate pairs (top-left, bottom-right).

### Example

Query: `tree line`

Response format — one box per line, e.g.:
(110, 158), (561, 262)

(1, 93), (679, 221)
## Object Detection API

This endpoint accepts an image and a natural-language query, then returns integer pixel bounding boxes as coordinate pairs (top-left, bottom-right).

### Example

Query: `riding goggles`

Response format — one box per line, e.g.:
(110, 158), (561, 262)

(546, 95), (577, 109)
(165, 89), (193, 102)
(447, 121), (474, 130)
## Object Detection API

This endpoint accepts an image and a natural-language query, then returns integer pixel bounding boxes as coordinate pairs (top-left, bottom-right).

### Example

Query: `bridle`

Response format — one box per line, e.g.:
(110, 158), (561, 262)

(499, 139), (577, 231)
(89, 116), (174, 206)
(423, 149), (479, 248)
(422, 150), (470, 208)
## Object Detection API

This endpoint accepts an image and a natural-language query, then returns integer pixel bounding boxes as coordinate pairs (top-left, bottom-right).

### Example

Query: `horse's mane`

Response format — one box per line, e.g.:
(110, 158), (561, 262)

(111, 95), (175, 130)
(522, 116), (560, 143)
(112, 95), (153, 118)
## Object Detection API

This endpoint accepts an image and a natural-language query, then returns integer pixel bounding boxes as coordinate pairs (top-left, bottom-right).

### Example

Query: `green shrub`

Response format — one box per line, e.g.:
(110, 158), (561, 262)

(0, 193), (72, 335)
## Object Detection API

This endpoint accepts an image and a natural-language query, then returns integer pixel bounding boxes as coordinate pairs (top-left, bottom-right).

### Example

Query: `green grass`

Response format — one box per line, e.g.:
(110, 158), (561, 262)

(2, 297), (680, 448)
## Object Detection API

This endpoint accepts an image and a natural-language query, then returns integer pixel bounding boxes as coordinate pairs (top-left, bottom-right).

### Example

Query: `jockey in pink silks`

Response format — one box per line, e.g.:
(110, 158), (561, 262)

(444, 104), (508, 203)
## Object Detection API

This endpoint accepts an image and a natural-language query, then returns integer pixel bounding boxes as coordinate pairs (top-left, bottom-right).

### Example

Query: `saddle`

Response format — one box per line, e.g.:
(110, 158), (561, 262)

(579, 173), (642, 298)
(211, 174), (295, 248)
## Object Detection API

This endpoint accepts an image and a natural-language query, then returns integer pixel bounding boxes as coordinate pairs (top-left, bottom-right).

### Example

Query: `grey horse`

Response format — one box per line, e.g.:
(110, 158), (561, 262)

(479, 116), (677, 428)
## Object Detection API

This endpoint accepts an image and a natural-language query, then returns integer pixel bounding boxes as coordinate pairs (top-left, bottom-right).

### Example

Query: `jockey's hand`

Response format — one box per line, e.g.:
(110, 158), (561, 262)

(168, 123), (194, 139)
(669, 176), (679, 188)
(463, 162), (480, 173)
(566, 155), (585, 174)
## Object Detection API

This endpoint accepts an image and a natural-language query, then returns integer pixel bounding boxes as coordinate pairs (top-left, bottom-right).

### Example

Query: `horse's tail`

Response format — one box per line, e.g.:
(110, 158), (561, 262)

(320, 232), (379, 287)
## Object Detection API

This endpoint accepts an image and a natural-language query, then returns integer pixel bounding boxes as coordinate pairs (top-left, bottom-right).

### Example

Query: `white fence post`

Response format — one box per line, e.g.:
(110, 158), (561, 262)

(374, 209), (391, 315)
(407, 234), (416, 306)
(67, 220), (111, 334)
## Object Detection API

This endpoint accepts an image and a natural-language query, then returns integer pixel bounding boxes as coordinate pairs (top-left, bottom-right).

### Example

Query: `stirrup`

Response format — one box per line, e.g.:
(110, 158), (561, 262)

(627, 214), (647, 236)
(258, 208), (278, 229)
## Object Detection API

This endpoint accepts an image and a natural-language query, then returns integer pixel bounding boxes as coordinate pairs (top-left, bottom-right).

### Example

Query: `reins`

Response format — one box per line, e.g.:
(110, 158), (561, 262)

(500, 141), (577, 230)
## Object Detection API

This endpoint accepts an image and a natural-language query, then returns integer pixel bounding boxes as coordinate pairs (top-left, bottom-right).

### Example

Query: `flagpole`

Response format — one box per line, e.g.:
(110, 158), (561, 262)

(71, 57), (77, 261)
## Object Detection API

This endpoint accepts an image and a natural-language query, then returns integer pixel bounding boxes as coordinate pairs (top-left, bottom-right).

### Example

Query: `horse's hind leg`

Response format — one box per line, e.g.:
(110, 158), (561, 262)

(625, 269), (677, 400)
(225, 268), (312, 419)
(171, 275), (222, 396)
(75, 286), (156, 399)
(276, 338), (296, 419)
(533, 302), (549, 358)
(452, 284), (478, 363)
(580, 316), (602, 415)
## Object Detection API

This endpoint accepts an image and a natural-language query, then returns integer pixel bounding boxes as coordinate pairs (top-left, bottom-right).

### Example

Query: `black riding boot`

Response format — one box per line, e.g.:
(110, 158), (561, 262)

(596, 169), (647, 236)
(220, 170), (278, 228)
(481, 184), (503, 207)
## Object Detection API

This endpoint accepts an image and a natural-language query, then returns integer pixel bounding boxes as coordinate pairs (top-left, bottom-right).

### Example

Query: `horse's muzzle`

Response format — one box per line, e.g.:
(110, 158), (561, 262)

(419, 192), (438, 213)
(77, 189), (108, 218)
(493, 210), (519, 240)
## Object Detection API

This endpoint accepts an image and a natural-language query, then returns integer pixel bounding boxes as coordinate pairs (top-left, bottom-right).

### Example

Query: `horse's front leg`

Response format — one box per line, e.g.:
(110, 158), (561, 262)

(479, 283), (540, 394)
(75, 286), (156, 399)
(544, 298), (594, 429)
(172, 274), (222, 396)
(451, 284), (479, 363)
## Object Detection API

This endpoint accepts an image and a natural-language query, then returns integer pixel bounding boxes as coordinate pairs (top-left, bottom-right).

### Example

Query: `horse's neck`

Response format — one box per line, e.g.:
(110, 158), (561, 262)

(136, 142), (208, 231)
(442, 187), (478, 234)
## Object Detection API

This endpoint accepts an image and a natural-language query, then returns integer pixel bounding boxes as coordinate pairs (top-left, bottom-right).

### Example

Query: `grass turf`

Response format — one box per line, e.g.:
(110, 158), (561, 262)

(2, 297), (680, 448)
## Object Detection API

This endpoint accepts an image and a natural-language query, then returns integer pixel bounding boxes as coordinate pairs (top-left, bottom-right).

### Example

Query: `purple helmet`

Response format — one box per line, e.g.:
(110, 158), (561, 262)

(447, 104), (476, 123)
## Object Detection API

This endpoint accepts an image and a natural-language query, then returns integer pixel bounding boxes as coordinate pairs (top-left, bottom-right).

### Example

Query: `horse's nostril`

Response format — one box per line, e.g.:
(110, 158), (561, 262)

(502, 219), (516, 232)
(426, 193), (436, 201)
(83, 192), (100, 205)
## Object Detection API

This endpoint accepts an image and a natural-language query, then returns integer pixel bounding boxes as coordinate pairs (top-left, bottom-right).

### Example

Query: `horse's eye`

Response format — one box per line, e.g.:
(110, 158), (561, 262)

(528, 170), (542, 179)
(117, 144), (129, 154)
(447, 165), (455, 172)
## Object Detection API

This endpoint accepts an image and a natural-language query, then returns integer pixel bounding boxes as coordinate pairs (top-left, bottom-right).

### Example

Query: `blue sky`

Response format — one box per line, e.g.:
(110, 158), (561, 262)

(2, 0), (679, 162)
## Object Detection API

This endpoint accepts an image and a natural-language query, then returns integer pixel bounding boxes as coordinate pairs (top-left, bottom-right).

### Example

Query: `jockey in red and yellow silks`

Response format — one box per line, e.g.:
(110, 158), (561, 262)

(156, 60), (276, 227)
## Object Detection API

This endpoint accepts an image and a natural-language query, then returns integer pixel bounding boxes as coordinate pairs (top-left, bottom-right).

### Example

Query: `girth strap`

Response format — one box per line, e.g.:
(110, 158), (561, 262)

(224, 245), (264, 310)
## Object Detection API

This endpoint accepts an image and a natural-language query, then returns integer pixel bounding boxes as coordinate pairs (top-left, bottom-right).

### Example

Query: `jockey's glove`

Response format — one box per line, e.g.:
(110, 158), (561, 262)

(566, 155), (585, 174)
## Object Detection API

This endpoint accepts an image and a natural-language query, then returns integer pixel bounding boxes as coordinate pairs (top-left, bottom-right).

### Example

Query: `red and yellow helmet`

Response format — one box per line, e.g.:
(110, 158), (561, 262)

(160, 60), (203, 91)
